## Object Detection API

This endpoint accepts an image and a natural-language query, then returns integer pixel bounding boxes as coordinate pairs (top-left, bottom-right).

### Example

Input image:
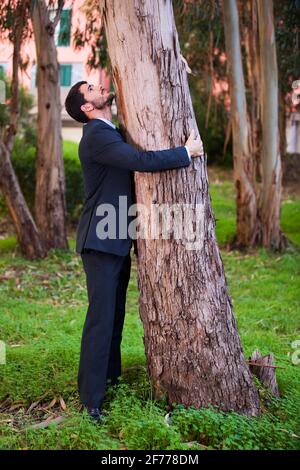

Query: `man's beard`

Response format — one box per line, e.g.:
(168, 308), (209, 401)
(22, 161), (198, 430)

(94, 92), (116, 110)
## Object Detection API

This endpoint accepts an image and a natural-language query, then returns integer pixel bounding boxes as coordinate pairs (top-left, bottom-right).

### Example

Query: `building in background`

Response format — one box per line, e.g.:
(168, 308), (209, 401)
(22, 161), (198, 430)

(0, 0), (113, 143)
(286, 113), (300, 154)
(0, 1), (298, 152)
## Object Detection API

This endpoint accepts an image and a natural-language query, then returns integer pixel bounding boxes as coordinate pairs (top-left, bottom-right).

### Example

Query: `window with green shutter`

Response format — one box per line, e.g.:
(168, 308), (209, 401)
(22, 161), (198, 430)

(60, 64), (72, 87)
(58, 9), (71, 47)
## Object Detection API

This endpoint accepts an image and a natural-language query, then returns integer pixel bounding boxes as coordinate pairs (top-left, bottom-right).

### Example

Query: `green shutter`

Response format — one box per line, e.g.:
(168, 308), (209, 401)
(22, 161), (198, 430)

(60, 65), (72, 86)
(58, 9), (71, 47)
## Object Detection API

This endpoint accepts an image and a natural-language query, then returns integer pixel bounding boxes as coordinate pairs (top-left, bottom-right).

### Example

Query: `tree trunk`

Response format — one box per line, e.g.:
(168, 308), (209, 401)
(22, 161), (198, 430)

(257, 0), (287, 250)
(31, 0), (68, 251)
(222, 0), (258, 247)
(101, 0), (260, 416)
(242, 0), (262, 184)
(0, 1), (45, 260)
(0, 143), (45, 259)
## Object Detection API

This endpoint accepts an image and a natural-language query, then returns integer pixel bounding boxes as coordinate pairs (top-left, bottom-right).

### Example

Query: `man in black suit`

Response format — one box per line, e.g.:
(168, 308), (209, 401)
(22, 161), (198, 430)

(65, 81), (202, 422)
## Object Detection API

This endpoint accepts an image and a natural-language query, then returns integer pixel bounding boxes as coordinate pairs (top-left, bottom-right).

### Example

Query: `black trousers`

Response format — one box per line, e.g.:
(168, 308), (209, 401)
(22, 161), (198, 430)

(78, 249), (131, 408)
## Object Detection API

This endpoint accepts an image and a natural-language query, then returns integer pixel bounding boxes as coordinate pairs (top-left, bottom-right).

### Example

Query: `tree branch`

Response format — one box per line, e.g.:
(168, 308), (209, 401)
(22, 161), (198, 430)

(50, 0), (65, 30)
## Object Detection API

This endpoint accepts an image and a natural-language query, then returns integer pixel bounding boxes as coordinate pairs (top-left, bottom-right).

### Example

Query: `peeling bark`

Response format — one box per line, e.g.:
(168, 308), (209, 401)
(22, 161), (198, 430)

(101, 0), (260, 416)
(223, 0), (258, 248)
(257, 0), (287, 250)
(223, 0), (286, 251)
(242, 0), (262, 183)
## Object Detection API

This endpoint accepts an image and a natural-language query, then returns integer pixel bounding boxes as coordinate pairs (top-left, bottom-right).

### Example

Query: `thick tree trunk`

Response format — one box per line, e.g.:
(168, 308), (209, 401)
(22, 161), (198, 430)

(257, 0), (287, 250)
(31, 0), (68, 251)
(101, 0), (260, 416)
(0, 1), (45, 260)
(222, 0), (258, 247)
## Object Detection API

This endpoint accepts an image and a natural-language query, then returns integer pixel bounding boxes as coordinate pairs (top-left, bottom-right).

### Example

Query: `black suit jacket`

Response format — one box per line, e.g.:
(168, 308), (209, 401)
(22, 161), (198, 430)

(76, 119), (191, 256)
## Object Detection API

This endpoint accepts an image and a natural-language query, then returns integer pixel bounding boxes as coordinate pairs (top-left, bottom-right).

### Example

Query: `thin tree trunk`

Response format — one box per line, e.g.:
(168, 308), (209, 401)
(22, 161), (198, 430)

(0, 2), (45, 259)
(31, 0), (68, 251)
(222, 0), (258, 247)
(257, 0), (287, 250)
(0, 143), (45, 259)
(101, 0), (260, 416)
(242, 0), (262, 184)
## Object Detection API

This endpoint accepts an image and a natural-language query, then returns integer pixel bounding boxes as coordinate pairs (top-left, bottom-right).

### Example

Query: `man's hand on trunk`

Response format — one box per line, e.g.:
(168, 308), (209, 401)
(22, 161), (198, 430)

(185, 129), (203, 158)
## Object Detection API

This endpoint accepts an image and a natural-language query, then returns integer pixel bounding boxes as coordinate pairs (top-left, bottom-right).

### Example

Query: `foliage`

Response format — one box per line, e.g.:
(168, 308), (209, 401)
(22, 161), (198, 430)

(0, 70), (35, 135)
(173, 1), (232, 164)
(171, 400), (299, 450)
(173, 0), (300, 163)
(5, 138), (82, 222)
(281, 197), (300, 246)
(0, 0), (32, 44)
(63, 141), (84, 221)
(73, 0), (110, 73)
(191, 83), (232, 165)
(10, 137), (36, 206)
(173, 1), (225, 78)
(0, 177), (299, 450)
(274, 0), (300, 94)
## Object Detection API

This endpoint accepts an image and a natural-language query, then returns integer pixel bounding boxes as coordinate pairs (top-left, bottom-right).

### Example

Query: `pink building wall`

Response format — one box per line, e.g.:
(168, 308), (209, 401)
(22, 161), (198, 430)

(0, 0), (110, 140)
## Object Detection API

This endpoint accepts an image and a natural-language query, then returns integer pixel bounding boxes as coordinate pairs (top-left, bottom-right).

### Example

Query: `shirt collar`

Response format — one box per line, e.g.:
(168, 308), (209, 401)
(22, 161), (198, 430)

(83, 118), (116, 129)
(95, 117), (116, 129)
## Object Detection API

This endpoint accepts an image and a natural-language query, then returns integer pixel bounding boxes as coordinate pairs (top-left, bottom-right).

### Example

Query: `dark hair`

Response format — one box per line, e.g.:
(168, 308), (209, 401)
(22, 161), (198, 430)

(65, 81), (89, 123)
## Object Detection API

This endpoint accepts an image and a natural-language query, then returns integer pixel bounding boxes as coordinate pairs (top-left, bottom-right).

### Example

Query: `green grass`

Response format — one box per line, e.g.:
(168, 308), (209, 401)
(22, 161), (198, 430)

(209, 180), (236, 244)
(0, 177), (299, 450)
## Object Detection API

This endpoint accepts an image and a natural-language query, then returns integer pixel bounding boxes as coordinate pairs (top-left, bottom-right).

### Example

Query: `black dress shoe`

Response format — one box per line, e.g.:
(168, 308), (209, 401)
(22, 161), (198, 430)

(87, 407), (103, 423)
